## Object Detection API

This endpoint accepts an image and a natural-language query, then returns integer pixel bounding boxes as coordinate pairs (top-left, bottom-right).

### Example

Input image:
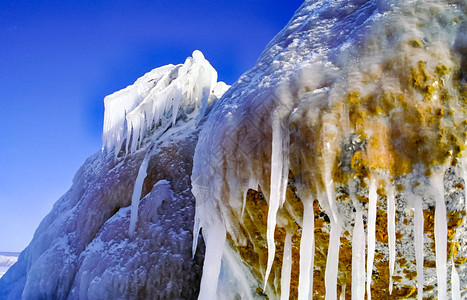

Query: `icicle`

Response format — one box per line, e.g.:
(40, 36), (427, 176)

(461, 157), (467, 212)
(198, 223), (226, 300)
(128, 151), (151, 236)
(340, 284), (346, 300)
(413, 194), (424, 300)
(386, 179), (396, 295)
(352, 200), (365, 300)
(320, 121), (342, 300)
(264, 113), (284, 289)
(325, 217), (342, 300)
(366, 176), (377, 300)
(192, 215), (201, 258)
(298, 199), (315, 300)
(281, 231), (293, 300)
(432, 172), (447, 300)
(242, 178), (258, 218)
(102, 50), (228, 155)
(451, 261), (461, 300)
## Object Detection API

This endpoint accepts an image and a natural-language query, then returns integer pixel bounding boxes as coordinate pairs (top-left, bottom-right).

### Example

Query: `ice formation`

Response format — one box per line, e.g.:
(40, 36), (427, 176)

(128, 149), (151, 236)
(1, 0), (467, 299)
(102, 50), (228, 155)
(191, 0), (467, 298)
(0, 51), (228, 299)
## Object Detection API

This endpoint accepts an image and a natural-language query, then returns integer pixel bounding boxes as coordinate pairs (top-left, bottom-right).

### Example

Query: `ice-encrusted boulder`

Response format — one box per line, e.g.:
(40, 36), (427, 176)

(192, 0), (467, 299)
(0, 50), (228, 299)
(2, 0), (467, 299)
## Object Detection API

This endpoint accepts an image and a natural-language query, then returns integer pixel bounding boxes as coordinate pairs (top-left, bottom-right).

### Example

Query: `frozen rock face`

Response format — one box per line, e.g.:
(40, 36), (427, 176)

(0, 50), (227, 299)
(192, 0), (467, 299)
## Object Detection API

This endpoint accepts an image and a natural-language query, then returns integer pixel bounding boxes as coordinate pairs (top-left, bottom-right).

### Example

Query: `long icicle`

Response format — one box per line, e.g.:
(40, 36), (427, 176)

(325, 217), (342, 300)
(432, 171), (447, 300)
(264, 113), (284, 289)
(340, 284), (346, 300)
(298, 199), (315, 299)
(323, 163), (341, 300)
(129, 150), (151, 236)
(281, 230), (293, 300)
(198, 223), (226, 300)
(451, 258), (461, 300)
(386, 178), (396, 295)
(413, 194), (424, 300)
(366, 176), (377, 300)
(322, 120), (341, 300)
(352, 197), (365, 300)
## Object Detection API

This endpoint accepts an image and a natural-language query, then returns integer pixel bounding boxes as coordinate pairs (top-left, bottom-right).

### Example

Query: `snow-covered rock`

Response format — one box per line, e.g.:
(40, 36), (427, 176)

(0, 50), (227, 299)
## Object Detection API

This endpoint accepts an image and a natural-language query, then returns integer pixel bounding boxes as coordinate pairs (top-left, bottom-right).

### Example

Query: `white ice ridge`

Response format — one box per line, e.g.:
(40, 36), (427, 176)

(102, 50), (229, 155)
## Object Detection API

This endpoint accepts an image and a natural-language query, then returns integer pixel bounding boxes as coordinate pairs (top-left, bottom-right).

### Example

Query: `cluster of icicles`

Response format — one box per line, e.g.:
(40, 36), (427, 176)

(193, 129), (467, 299)
(101, 51), (229, 238)
(102, 50), (228, 156)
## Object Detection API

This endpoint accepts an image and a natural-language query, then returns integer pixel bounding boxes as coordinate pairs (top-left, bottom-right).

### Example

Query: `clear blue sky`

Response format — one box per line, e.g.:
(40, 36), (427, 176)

(0, 0), (303, 252)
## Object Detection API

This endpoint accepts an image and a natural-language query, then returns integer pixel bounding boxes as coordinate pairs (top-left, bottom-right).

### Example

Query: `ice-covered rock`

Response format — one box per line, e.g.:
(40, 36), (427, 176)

(191, 0), (467, 298)
(2, 0), (467, 299)
(0, 50), (227, 299)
